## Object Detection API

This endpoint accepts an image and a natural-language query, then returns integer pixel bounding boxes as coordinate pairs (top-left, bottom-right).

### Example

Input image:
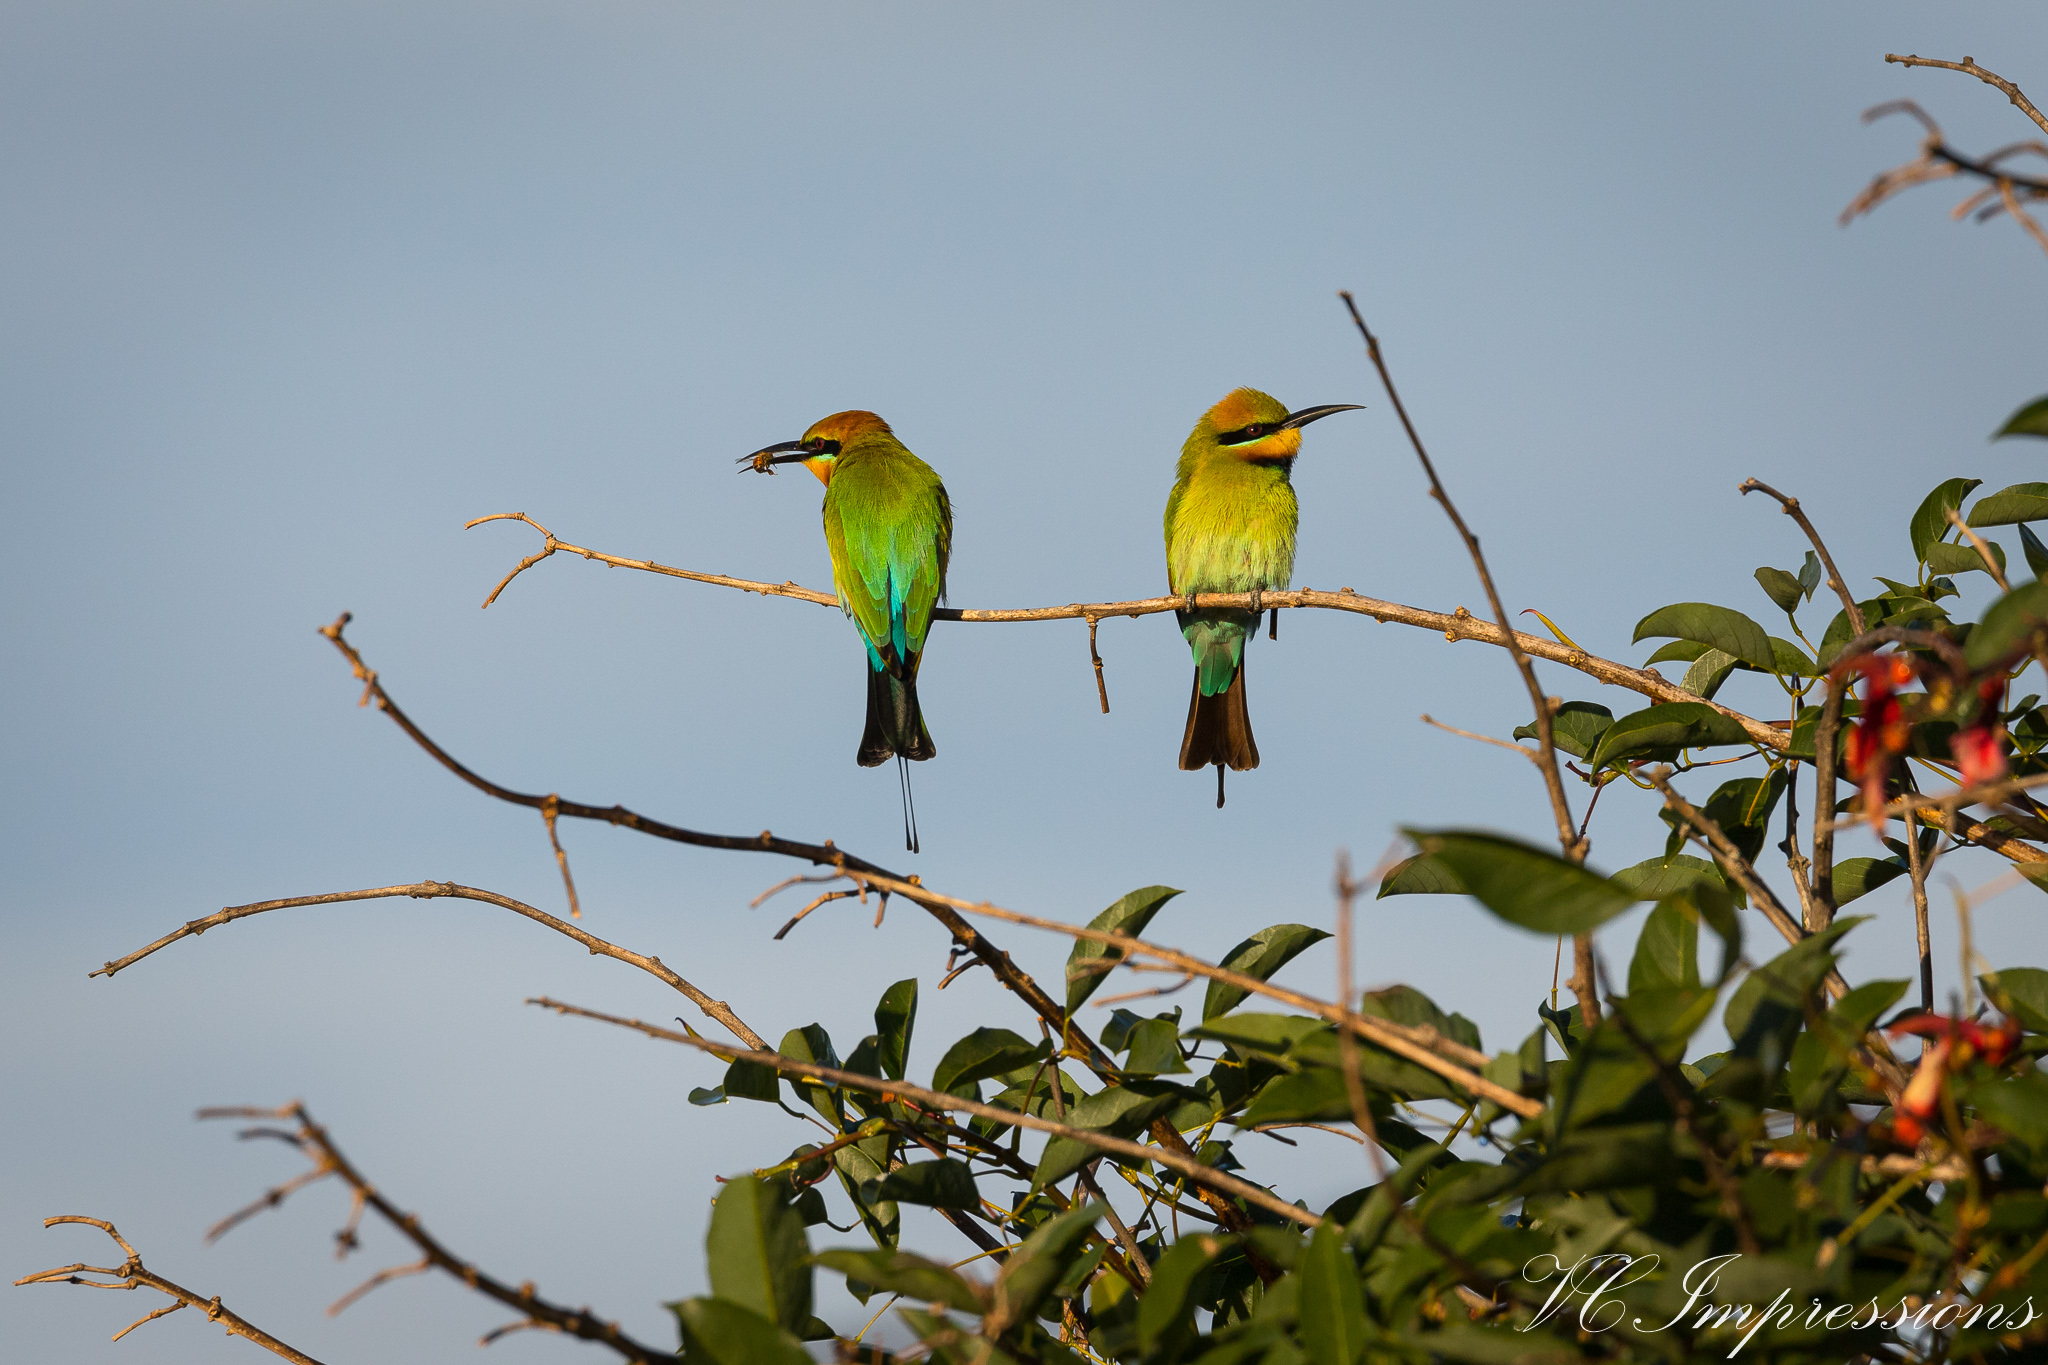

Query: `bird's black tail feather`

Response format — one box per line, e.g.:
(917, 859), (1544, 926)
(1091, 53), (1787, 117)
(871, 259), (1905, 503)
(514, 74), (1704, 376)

(859, 656), (936, 767)
(1178, 660), (1258, 807)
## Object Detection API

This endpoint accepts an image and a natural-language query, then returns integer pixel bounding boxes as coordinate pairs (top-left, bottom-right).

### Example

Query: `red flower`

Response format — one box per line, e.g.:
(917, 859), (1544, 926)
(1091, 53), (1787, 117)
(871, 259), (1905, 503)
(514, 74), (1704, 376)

(1952, 675), (2009, 789)
(1840, 654), (1917, 832)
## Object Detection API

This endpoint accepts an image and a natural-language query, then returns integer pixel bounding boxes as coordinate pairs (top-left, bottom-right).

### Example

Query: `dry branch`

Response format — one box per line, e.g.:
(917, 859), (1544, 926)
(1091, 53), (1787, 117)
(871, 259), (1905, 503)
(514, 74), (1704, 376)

(527, 997), (1322, 1230)
(92, 880), (768, 1052)
(15, 1217), (326, 1364)
(193, 1104), (680, 1362)
(458, 523), (1794, 752)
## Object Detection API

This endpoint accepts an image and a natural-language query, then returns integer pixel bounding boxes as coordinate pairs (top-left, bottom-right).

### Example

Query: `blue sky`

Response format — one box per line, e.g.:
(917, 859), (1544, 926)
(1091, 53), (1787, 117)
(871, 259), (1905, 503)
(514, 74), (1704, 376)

(6, 4), (2046, 1360)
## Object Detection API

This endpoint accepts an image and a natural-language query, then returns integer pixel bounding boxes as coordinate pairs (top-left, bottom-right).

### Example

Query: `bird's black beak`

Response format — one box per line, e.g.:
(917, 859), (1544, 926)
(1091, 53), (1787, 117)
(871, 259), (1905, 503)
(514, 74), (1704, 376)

(1279, 404), (1365, 430)
(739, 440), (811, 474)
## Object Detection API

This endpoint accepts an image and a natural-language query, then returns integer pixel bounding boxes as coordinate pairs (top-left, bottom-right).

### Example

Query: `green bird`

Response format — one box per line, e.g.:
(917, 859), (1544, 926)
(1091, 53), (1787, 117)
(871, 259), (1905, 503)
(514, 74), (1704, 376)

(743, 410), (952, 850)
(1164, 387), (1362, 806)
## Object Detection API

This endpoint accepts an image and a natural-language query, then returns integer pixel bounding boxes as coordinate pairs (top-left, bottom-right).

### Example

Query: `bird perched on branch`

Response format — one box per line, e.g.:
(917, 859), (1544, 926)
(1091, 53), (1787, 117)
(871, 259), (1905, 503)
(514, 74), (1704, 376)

(1164, 387), (1362, 806)
(742, 410), (952, 851)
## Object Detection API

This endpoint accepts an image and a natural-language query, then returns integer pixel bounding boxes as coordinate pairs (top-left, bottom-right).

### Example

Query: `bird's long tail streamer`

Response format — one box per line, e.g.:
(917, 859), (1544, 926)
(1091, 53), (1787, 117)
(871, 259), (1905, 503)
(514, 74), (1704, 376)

(897, 754), (921, 854)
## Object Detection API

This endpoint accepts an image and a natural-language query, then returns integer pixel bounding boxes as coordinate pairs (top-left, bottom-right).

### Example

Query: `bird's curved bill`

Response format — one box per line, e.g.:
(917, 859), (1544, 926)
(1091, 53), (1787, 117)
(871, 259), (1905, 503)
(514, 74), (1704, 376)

(1279, 404), (1365, 430)
(739, 440), (811, 474)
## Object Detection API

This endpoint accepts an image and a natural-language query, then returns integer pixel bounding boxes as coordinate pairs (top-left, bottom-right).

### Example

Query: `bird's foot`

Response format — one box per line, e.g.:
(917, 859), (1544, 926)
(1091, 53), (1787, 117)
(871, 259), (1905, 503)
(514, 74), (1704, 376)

(1247, 587), (1263, 617)
(1184, 590), (1199, 613)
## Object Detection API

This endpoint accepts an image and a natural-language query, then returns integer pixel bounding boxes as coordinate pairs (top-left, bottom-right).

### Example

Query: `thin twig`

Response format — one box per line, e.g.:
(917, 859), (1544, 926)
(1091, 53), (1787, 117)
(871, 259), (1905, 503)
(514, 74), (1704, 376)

(1887, 54), (2048, 138)
(1086, 616), (1109, 714)
(16, 1218), (327, 1364)
(527, 998), (1321, 1229)
(1908, 812), (1935, 1014)
(1339, 294), (1580, 863)
(92, 881), (769, 1052)
(328, 1258), (430, 1316)
(1738, 480), (1866, 637)
(195, 1105), (680, 1363)
(1334, 853), (1390, 1181)
(540, 795), (583, 919)
(1945, 508), (2012, 592)
(1419, 714), (1539, 764)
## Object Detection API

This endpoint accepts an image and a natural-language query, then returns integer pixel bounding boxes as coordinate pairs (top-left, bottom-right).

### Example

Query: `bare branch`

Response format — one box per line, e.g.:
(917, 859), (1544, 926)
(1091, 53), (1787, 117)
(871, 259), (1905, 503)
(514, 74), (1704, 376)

(1419, 714), (1540, 764)
(1738, 480), (1866, 637)
(16, 1217), (327, 1364)
(92, 880), (769, 1053)
(197, 1105), (680, 1363)
(1887, 54), (2048, 138)
(824, 866), (1541, 1120)
(1337, 293), (1580, 865)
(527, 997), (1322, 1230)
(327, 1258), (430, 1317)
(455, 529), (1794, 751)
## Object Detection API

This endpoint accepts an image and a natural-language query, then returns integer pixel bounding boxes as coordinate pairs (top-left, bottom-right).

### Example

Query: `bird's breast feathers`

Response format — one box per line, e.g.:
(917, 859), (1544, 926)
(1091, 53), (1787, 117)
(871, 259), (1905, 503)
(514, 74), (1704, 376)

(1165, 476), (1298, 594)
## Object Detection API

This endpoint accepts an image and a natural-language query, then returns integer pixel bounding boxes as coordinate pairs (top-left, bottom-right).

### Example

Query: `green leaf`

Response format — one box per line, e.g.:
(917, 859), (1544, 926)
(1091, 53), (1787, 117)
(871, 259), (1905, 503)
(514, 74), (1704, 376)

(1767, 636), (1820, 677)
(1982, 966), (2048, 1033)
(1816, 597), (1888, 670)
(1136, 1232), (1226, 1354)
(1628, 897), (1700, 993)
(1832, 855), (1908, 907)
(1911, 477), (1984, 560)
(1681, 648), (1739, 701)
(812, 1249), (986, 1314)
(992, 1202), (1104, 1328)
(1183, 1012), (1326, 1054)
(1699, 771), (1787, 865)
(1966, 580), (2048, 668)
(2022, 524), (2048, 580)
(668, 1297), (812, 1365)
(1588, 702), (1754, 770)
(1361, 985), (1481, 1052)
(1926, 538), (2008, 578)
(932, 1028), (1047, 1096)
(1239, 1067), (1354, 1125)
(1799, 550), (1823, 600)
(705, 1176), (813, 1333)
(1609, 853), (1726, 902)
(1973, 1074), (2048, 1152)
(1970, 481), (2048, 527)
(1345, 1143), (1444, 1254)
(873, 978), (918, 1082)
(1031, 1083), (1187, 1187)
(1065, 885), (1182, 1011)
(1202, 923), (1333, 1020)
(1123, 1017), (1190, 1074)
(1299, 1216), (1370, 1365)
(1643, 639), (1711, 667)
(1400, 829), (1635, 935)
(1717, 919), (1866, 1100)
(688, 1086), (728, 1106)
(1376, 852), (1466, 897)
(1511, 701), (1615, 759)
(1755, 566), (1804, 614)
(724, 1058), (782, 1104)
(778, 1026), (843, 1127)
(872, 1158), (979, 1211)
(1996, 394), (2048, 440)
(1632, 602), (1775, 670)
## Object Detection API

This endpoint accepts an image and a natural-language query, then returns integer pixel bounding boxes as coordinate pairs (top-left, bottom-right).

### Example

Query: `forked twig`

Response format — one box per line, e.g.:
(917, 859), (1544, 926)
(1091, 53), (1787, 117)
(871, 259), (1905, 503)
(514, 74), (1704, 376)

(192, 1104), (680, 1363)
(15, 1217), (326, 1364)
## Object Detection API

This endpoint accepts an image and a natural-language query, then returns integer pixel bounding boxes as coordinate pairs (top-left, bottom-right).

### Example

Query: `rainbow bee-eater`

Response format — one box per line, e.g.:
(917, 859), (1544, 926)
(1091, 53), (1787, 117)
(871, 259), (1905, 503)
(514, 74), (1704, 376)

(1164, 387), (1362, 806)
(742, 410), (952, 850)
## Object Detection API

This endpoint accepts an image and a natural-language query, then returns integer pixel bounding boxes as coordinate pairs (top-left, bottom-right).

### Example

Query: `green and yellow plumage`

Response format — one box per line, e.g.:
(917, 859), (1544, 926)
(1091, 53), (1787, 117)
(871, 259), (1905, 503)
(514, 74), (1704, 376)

(1163, 387), (1360, 802)
(742, 409), (950, 849)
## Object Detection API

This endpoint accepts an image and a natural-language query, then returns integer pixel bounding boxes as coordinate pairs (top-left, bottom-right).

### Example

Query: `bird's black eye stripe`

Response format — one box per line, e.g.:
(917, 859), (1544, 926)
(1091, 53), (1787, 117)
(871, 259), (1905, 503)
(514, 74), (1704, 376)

(807, 438), (842, 456)
(1218, 423), (1269, 445)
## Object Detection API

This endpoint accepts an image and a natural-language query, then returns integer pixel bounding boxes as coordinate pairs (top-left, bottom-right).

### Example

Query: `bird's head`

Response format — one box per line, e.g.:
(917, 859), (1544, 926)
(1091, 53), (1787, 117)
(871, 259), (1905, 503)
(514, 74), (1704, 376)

(740, 410), (894, 485)
(1195, 387), (1363, 464)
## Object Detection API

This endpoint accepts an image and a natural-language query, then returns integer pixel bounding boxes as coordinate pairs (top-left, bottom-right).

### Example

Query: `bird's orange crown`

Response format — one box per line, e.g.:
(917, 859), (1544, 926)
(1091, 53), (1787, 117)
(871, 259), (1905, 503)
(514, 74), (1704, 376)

(803, 410), (894, 446)
(1203, 387), (1300, 460)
